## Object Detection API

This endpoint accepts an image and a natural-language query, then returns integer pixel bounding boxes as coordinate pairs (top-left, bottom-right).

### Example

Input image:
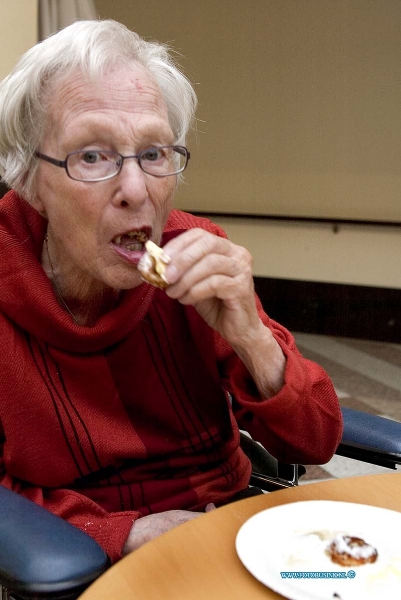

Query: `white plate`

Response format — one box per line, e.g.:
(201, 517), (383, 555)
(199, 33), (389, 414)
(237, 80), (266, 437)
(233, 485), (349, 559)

(235, 500), (401, 600)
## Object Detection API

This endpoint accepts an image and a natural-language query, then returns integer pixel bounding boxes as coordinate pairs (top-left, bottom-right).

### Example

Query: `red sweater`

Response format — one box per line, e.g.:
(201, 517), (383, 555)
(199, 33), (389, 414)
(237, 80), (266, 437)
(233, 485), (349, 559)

(0, 192), (342, 562)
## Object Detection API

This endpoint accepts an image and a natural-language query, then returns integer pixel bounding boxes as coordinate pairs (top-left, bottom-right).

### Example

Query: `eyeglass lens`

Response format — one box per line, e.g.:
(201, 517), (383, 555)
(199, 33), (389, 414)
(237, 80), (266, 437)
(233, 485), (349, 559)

(66, 147), (187, 181)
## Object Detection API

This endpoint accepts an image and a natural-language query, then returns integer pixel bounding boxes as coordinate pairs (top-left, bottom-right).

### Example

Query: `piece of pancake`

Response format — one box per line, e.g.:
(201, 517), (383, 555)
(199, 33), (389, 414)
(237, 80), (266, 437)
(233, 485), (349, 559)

(137, 240), (170, 289)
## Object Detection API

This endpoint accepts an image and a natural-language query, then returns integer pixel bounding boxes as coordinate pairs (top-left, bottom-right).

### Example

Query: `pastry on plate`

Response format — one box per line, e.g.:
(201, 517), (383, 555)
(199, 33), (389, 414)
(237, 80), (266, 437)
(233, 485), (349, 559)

(327, 534), (378, 567)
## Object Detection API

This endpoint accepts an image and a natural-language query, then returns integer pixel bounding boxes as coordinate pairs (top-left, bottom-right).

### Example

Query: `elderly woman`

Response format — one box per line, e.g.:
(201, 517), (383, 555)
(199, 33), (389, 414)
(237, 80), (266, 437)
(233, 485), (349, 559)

(0, 20), (342, 562)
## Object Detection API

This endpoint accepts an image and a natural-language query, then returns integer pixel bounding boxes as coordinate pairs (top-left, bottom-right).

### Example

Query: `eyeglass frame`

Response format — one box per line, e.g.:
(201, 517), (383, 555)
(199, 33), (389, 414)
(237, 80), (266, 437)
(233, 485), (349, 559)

(34, 145), (190, 182)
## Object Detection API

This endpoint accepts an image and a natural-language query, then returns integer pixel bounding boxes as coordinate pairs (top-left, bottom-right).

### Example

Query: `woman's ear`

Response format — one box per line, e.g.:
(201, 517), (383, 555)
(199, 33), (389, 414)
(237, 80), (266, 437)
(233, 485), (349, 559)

(21, 169), (47, 217)
(37, 207), (48, 219)
(27, 192), (47, 219)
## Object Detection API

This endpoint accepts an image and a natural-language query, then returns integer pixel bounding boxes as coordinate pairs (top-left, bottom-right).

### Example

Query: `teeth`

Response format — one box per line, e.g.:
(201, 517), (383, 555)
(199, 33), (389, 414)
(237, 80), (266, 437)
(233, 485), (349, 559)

(113, 230), (148, 246)
(126, 242), (143, 251)
(128, 231), (147, 243)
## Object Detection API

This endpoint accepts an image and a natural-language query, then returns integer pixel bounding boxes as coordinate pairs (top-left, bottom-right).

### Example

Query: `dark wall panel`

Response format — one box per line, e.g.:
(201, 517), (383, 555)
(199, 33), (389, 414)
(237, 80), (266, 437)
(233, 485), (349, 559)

(255, 277), (401, 343)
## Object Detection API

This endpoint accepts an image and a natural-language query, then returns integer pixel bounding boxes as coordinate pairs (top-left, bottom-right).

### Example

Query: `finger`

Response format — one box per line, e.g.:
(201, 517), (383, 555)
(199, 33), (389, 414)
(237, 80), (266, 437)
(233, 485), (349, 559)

(164, 228), (224, 257)
(169, 273), (249, 306)
(205, 503), (216, 512)
(166, 253), (249, 301)
(164, 230), (232, 284)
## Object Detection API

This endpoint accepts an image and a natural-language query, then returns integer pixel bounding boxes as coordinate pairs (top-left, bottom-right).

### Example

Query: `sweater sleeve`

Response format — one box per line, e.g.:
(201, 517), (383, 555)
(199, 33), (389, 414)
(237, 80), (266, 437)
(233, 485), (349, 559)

(215, 296), (343, 466)
(170, 211), (343, 465)
(0, 447), (139, 563)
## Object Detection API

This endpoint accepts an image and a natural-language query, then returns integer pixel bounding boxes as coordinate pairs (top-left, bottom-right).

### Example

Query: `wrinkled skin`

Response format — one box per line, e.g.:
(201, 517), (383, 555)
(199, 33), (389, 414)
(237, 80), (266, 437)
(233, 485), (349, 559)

(123, 504), (216, 555)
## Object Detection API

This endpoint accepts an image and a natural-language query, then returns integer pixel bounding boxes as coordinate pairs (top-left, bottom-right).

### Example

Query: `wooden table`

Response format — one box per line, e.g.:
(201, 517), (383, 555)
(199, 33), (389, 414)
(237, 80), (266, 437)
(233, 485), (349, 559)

(79, 472), (401, 600)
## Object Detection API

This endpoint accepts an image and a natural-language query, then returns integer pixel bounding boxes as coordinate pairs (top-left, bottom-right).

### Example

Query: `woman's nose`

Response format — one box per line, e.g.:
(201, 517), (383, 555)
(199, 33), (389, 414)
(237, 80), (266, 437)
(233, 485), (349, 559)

(112, 159), (148, 208)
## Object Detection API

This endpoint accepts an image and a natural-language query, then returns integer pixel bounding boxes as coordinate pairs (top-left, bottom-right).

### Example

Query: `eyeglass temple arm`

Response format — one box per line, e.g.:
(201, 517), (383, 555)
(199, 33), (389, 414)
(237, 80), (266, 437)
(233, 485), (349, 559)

(35, 152), (66, 168)
(174, 146), (190, 159)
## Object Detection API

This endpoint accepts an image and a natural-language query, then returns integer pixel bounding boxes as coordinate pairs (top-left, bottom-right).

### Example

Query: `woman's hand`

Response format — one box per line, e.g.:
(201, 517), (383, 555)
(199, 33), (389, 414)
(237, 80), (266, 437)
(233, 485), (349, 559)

(123, 505), (215, 554)
(164, 229), (259, 346)
(164, 229), (286, 397)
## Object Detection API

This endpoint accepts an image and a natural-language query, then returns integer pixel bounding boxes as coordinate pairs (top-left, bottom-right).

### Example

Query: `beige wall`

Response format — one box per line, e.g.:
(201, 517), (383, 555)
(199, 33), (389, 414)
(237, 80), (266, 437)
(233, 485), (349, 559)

(0, 0), (38, 80)
(99, 3), (401, 287)
(212, 217), (401, 289)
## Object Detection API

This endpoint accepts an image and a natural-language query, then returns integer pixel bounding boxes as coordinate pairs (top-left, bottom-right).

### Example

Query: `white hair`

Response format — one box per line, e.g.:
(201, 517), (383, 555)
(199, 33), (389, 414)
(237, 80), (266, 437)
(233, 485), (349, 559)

(0, 19), (197, 199)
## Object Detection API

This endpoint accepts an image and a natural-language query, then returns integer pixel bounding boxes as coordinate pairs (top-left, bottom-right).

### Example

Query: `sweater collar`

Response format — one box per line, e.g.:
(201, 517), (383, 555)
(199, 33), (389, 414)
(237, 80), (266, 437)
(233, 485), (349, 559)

(0, 191), (156, 353)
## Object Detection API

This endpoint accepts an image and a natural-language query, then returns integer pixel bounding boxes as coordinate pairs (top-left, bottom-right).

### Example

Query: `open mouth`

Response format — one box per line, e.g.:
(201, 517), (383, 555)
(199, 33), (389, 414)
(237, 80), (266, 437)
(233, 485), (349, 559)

(112, 229), (150, 252)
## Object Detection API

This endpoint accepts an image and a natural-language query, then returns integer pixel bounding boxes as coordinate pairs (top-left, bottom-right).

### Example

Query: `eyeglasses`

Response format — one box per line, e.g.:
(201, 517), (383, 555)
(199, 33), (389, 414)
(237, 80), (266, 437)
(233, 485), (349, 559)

(35, 145), (190, 182)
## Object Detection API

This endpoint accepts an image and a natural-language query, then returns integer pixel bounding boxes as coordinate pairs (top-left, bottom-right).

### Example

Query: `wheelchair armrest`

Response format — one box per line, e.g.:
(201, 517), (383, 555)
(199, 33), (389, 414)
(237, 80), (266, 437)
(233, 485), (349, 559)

(240, 431), (306, 492)
(336, 407), (401, 469)
(239, 431), (278, 478)
(0, 485), (109, 598)
(249, 463), (303, 492)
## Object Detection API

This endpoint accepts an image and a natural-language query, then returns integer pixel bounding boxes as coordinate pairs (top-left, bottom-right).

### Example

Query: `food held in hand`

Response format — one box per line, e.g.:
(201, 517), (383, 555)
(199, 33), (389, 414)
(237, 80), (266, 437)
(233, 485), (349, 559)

(137, 240), (170, 289)
(327, 534), (378, 567)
